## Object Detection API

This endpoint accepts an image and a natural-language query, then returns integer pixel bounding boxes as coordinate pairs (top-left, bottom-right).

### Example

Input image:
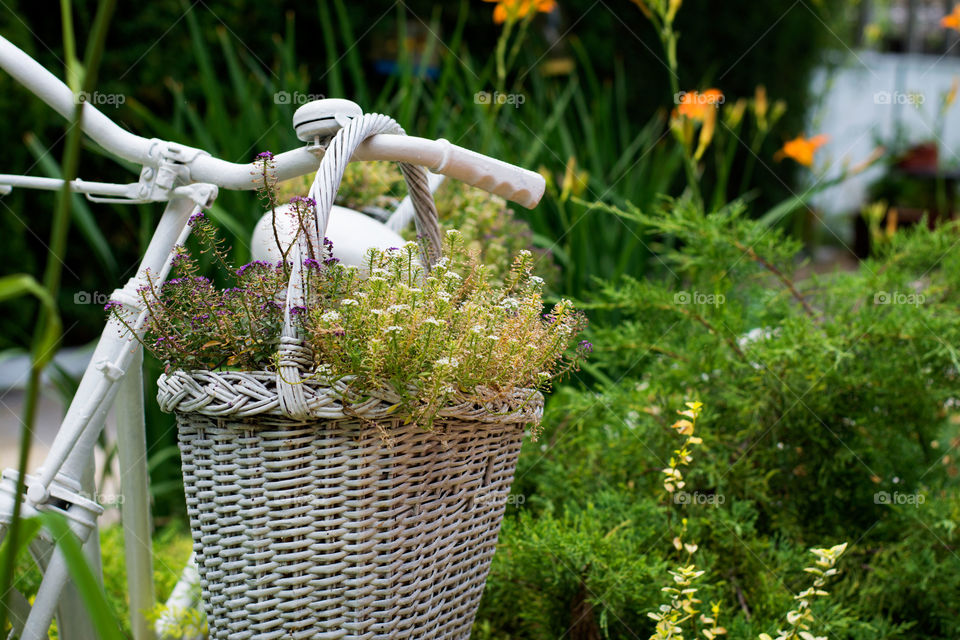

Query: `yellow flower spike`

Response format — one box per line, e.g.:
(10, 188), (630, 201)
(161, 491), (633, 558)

(775, 134), (829, 168)
(945, 76), (959, 110)
(537, 166), (555, 192)
(770, 99), (788, 124)
(559, 156), (590, 200)
(665, 0), (682, 22)
(942, 5), (960, 31)
(693, 108), (717, 162)
(754, 84), (769, 125)
(724, 97), (748, 129)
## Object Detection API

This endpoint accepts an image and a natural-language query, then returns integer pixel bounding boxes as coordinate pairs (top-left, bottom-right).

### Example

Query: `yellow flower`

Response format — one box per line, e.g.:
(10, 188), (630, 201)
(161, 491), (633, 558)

(724, 97), (748, 129)
(559, 156), (589, 201)
(694, 109), (716, 161)
(665, 0), (683, 22)
(484, 0), (557, 24)
(753, 85), (769, 131)
(942, 5), (960, 31)
(672, 419), (694, 435)
(775, 134), (830, 167)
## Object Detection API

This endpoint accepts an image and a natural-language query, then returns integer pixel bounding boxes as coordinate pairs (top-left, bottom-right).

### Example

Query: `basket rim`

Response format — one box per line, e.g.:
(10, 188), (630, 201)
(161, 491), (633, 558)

(157, 368), (544, 423)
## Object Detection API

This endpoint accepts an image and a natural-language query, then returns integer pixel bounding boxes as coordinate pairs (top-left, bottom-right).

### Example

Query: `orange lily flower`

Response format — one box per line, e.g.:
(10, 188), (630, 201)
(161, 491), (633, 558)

(942, 5), (960, 31)
(484, 0), (557, 24)
(775, 134), (830, 167)
(675, 89), (724, 121)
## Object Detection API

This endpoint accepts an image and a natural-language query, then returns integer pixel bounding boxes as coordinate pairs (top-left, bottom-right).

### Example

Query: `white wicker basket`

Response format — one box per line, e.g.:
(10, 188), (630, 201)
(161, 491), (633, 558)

(158, 114), (541, 639)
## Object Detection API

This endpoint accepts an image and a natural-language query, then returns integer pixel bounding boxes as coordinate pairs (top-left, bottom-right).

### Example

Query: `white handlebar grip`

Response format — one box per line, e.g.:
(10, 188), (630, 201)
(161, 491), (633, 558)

(432, 139), (545, 209)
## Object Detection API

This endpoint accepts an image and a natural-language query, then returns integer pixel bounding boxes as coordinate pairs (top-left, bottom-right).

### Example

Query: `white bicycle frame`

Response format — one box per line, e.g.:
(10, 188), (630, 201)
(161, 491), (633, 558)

(0, 34), (544, 640)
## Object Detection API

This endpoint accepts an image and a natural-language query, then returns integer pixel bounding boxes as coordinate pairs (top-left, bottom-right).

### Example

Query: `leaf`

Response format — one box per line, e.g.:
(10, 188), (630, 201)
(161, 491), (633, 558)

(0, 274), (62, 367)
(0, 515), (42, 573)
(39, 512), (125, 640)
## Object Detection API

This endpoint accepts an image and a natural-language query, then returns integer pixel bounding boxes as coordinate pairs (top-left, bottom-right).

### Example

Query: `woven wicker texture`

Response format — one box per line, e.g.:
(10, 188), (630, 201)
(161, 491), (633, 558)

(162, 113), (538, 638)
(164, 370), (540, 639)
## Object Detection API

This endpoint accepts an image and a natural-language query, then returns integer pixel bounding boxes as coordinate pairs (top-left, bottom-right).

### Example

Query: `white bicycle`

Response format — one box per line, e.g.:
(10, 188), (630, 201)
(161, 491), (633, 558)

(0, 35), (544, 640)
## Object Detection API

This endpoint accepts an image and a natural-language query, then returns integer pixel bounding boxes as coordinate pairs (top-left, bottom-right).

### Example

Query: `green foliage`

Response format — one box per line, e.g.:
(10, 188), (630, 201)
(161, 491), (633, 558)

(4, 514), (125, 640)
(145, 602), (207, 640)
(478, 202), (960, 639)
(11, 522), (194, 638)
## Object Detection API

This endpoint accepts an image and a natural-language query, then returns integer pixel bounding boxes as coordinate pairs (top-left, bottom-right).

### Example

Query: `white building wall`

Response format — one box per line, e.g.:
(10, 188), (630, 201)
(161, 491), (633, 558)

(808, 50), (960, 239)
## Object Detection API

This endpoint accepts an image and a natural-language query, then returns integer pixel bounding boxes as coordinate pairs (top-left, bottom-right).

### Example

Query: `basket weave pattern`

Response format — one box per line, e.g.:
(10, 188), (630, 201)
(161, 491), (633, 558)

(159, 113), (542, 638)
(161, 371), (541, 639)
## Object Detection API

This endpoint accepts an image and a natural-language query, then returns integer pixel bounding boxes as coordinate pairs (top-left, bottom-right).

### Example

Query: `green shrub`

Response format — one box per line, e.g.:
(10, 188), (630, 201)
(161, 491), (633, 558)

(477, 200), (960, 639)
(11, 522), (193, 638)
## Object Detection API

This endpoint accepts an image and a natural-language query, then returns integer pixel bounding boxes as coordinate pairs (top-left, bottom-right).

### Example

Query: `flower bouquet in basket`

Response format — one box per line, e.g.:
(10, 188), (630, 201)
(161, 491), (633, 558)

(111, 115), (586, 639)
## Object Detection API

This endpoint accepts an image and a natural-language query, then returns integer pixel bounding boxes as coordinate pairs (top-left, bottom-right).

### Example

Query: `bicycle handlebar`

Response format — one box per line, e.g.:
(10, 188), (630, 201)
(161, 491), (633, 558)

(188, 137), (544, 208)
(0, 36), (545, 209)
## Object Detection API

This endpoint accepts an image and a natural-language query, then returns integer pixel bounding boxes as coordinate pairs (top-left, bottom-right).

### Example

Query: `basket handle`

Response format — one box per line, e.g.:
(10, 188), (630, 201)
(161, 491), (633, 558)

(277, 113), (443, 419)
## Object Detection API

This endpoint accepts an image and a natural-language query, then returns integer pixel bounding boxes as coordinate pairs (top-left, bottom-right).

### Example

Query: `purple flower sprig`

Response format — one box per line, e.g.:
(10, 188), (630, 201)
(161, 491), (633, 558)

(289, 195), (317, 210)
